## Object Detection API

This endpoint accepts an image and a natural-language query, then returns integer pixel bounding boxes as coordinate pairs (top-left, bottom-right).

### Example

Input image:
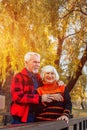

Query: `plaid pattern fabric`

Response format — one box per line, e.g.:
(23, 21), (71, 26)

(10, 68), (42, 122)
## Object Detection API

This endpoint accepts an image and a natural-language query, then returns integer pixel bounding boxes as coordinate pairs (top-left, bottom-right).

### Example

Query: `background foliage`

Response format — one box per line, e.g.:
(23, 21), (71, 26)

(0, 0), (87, 109)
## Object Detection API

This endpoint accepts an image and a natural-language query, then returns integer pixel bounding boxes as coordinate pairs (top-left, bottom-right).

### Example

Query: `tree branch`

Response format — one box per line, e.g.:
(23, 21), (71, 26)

(59, 7), (87, 19)
(67, 44), (87, 92)
(64, 31), (80, 40)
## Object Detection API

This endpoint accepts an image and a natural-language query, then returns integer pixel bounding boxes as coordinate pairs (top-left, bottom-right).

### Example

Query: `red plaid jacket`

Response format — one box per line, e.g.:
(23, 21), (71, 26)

(10, 68), (42, 122)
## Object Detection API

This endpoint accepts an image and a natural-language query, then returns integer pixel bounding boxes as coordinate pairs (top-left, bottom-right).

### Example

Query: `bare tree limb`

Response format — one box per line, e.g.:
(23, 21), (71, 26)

(64, 31), (80, 40)
(59, 5), (87, 19)
(67, 44), (87, 92)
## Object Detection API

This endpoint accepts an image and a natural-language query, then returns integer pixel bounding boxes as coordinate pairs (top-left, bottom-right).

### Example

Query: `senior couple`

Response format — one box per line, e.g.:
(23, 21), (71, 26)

(10, 52), (72, 126)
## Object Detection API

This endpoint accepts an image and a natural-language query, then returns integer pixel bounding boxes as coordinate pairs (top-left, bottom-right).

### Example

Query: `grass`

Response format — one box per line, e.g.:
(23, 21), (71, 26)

(72, 108), (87, 118)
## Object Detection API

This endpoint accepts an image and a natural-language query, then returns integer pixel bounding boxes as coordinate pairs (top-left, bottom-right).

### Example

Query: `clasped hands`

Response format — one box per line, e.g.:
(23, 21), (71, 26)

(42, 93), (64, 103)
(41, 80), (65, 103)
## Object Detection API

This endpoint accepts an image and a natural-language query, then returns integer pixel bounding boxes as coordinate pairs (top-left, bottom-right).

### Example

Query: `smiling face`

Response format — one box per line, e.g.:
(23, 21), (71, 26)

(25, 55), (40, 74)
(41, 65), (59, 83)
(43, 71), (56, 84)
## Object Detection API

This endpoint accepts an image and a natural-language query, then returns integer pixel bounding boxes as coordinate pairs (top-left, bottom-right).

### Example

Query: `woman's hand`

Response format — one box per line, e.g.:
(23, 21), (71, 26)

(57, 115), (69, 124)
(42, 93), (64, 102)
(42, 94), (53, 103)
(50, 93), (64, 101)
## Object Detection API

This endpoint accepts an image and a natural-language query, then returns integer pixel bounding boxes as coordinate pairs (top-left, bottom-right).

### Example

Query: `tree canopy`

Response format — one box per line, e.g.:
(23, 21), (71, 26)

(0, 0), (87, 99)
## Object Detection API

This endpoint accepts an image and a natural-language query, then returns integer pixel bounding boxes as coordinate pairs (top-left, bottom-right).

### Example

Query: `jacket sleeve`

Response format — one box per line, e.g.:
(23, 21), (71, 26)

(10, 73), (41, 105)
(63, 87), (72, 118)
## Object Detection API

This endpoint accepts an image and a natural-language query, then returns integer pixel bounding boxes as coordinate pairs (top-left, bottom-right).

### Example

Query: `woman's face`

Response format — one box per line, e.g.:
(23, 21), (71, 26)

(43, 71), (56, 83)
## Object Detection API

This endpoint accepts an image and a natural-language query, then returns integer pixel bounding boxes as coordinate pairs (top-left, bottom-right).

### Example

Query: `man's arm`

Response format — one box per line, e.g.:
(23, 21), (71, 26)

(10, 74), (40, 104)
(11, 73), (52, 104)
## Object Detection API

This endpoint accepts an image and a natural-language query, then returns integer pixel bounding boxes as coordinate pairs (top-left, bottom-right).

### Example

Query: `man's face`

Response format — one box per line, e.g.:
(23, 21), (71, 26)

(25, 55), (40, 74)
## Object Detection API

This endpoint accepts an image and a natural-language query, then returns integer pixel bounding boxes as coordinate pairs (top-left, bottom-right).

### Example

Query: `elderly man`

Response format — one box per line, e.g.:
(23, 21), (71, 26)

(10, 52), (52, 124)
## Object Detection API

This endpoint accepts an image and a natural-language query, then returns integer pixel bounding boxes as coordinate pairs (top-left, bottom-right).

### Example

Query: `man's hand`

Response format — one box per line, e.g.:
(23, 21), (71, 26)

(58, 80), (65, 86)
(41, 94), (53, 103)
(50, 93), (64, 101)
(57, 115), (69, 124)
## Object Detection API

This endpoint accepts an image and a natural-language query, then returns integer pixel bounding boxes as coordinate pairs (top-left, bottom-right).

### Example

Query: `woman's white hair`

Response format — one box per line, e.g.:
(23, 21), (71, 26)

(24, 52), (40, 61)
(40, 65), (59, 81)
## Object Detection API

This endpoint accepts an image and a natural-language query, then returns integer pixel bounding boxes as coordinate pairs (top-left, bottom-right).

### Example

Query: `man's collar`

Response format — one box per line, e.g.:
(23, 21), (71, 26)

(26, 69), (38, 78)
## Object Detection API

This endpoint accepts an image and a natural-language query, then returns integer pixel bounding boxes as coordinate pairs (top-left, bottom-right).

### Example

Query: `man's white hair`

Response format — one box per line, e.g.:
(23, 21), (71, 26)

(24, 52), (41, 61)
(40, 65), (59, 81)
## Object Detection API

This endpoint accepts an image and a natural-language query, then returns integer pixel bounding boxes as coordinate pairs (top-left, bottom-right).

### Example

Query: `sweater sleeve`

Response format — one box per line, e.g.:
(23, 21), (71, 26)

(63, 87), (72, 118)
(10, 73), (41, 105)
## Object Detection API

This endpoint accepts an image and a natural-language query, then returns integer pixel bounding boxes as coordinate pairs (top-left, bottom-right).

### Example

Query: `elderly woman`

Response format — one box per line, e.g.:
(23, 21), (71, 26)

(35, 65), (72, 124)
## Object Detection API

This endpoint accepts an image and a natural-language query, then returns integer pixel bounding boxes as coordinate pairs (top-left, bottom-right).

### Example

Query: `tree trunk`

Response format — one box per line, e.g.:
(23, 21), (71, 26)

(67, 44), (87, 92)
(55, 37), (63, 66)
